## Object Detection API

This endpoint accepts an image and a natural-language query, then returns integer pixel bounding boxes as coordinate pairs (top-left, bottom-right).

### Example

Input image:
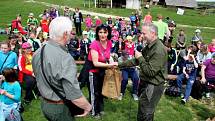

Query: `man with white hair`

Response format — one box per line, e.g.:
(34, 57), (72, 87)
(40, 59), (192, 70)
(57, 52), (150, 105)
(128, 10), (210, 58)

(32, 17), (91, 121)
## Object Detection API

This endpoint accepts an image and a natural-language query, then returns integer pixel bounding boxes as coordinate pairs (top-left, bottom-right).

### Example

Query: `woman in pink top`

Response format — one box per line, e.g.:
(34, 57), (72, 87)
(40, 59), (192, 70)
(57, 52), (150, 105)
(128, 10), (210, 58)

(143, 11), (152, 24)
(85, 14), (93, 29)
(208, 38), (215, 54)
(87, 24), (117, 118)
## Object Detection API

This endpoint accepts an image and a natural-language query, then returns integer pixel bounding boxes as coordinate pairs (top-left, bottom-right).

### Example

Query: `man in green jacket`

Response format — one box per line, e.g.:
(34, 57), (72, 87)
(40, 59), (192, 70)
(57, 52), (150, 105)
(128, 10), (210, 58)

(118, 23), (167, 121)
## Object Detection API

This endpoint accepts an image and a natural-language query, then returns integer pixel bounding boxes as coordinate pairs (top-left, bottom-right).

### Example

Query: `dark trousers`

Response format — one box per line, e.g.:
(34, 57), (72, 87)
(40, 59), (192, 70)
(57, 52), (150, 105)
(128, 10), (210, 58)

(23, 74), (36, 101)
(75, 22), (82, 36)
(41, 98), (75, 121)
(137, 82), (164, 121)
(205, 78), (215, 93)
(89, 72), (105, 116)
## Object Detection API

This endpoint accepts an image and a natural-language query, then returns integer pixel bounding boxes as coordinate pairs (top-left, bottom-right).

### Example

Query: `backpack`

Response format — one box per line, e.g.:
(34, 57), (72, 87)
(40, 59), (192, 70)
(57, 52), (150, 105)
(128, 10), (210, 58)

(165, 80), (181, 97)
(30, 38), (40, 52)
(165, 85), (181, 97)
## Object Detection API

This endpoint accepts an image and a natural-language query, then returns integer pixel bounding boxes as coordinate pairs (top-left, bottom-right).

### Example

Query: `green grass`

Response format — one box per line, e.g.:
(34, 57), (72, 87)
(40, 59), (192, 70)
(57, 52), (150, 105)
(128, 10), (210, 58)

(36, 0), (215, 27)
(22, 86), (215, 121)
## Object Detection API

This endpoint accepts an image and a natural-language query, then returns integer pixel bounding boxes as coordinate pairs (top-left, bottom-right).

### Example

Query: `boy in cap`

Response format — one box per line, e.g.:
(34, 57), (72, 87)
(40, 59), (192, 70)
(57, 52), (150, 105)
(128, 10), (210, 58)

(192, 29), (203, 46)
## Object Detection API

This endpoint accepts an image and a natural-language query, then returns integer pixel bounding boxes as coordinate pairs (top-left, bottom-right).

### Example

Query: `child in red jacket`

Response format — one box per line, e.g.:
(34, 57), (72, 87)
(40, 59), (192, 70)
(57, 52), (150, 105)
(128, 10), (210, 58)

(18, 42), (36, 103)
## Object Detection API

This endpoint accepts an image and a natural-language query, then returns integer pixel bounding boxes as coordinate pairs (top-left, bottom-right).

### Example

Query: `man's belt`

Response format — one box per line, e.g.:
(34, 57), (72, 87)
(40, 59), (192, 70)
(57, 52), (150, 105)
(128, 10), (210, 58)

(43, 97), (64, 104)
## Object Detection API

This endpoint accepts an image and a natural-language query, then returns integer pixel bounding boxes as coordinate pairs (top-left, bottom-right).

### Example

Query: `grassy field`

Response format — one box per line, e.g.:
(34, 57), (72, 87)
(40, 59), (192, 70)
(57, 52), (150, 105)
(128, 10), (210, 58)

(22, 86), (215, 121)
(0, 0), (215, 121)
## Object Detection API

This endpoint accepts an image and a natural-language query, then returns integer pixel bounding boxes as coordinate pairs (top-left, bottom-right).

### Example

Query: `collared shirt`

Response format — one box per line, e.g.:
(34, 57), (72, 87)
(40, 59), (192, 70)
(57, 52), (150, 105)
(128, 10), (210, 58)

(119, 39), (167, 85)
(32, 40), (82, 101)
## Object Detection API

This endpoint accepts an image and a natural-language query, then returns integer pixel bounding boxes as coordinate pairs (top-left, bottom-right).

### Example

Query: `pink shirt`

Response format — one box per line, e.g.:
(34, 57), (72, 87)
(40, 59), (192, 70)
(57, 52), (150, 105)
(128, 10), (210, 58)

(208, 44), (215, 53)
(143, 15), (152, 23)
(96, 19), (102, 26)
(88, 40), (112, 63)
(85, 17), (93, 27)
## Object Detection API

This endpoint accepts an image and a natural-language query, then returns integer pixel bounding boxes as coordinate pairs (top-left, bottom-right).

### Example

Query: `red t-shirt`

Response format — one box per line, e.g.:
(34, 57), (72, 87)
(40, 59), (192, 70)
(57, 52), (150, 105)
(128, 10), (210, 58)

(40, 20), (49, 33)
(88, 40), (112, 72)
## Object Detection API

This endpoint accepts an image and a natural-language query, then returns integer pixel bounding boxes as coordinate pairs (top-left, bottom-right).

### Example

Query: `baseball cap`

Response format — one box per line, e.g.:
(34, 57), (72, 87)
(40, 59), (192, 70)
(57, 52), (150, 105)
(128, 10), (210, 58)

(22, 42), (32, 49)
(29, 13), (34, 17)
(195, 29), (201, 33)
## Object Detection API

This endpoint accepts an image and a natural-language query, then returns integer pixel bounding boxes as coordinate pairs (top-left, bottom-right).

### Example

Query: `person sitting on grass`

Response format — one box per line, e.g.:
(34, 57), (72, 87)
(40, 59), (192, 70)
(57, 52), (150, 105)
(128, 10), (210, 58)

(27, 32), (41, 52)
(200, 53), (215, 98)
(0, 68), (21, 121)
(0, 41), (18, 74)
(176, 53), (198, 104)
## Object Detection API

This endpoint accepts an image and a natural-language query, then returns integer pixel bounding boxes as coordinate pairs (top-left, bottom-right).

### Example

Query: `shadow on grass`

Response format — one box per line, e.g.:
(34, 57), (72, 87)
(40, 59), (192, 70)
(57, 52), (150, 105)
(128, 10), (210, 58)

(155, 95), (193, 121)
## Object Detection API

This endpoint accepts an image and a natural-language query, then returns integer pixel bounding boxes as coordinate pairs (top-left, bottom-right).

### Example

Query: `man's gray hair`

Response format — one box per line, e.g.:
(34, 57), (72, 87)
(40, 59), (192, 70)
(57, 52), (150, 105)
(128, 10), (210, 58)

(142, 23), (158, 36)
(49, 16), (73, 40)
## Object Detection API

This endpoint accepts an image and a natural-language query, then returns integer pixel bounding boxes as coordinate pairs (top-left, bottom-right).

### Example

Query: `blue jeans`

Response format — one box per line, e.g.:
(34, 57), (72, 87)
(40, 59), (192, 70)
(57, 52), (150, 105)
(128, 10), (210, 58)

(177, 73), (196, 100)
(0, 102), (21, 121)
(121, 68), (139, 95)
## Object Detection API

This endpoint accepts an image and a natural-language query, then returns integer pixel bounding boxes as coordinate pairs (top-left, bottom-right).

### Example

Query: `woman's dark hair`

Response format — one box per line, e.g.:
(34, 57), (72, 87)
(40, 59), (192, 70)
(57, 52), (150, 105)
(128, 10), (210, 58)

(2, 68), (17, 82)
(95, 24), (112, 40)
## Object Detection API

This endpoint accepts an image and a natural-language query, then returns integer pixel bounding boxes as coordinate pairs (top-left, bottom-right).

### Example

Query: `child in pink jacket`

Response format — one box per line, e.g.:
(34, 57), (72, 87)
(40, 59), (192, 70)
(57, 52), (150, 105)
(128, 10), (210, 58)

(85, 14), (93, 29)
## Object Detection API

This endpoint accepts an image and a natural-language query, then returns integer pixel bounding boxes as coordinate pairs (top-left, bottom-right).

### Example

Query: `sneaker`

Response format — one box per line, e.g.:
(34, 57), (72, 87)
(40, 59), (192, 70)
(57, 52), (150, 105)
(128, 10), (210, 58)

(100, 111), (105, 116)
(181, 98), (186, 104)
(118, 93), (123, 100)
(132, 94), (139, 101)
(93, 114), (101, 120)
(206, 93), (210, 98)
